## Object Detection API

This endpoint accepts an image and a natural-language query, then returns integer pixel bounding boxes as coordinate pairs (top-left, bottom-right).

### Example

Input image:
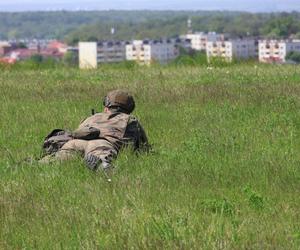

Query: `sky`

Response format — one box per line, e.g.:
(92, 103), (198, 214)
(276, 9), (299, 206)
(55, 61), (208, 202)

(0, 0), (300, 12)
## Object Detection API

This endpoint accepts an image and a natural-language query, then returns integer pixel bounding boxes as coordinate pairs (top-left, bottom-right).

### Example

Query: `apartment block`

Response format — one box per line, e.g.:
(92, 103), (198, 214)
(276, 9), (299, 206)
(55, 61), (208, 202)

(97, 41), (127, 63)
(79, 42), (98, 69)
(171, 38), (192, 51)
(126, 40), (178, 65)
(182, 32), (224, 51)
(79, 41), (127, 69)
(259, 40), (300, 63)
(206, 39), (257, 62)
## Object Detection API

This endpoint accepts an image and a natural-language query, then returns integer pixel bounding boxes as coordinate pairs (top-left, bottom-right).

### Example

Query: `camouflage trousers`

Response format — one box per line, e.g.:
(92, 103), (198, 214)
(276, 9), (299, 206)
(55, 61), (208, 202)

(40, 139), (117, 166)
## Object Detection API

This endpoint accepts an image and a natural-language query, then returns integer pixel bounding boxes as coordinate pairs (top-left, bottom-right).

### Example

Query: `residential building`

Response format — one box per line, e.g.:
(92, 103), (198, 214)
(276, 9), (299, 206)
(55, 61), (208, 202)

(206, 39), (257, 62)
(79, 42), (98, 69)
(259, 40), (300, 63)
(181, 32), (224, 51)
(9, 48), (38, 61)
(0, 41), (12, 56)
(97, 41), (127, 63)
(39, 48), (64, 59)
(47, 40), (68, 54)
(171, 37), (192, 52)
(7, 46), (64, 62)
(0, 57), (16, 64)
(79, 41), (127, 69)
(126, 40), (178, 65)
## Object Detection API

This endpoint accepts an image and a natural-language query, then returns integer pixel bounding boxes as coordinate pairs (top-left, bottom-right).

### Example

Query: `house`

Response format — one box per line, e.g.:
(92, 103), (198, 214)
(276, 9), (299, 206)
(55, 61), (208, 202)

(9, 48), (37, 61)
(40, 48), (64, 59)
(0, 57), (17, 64)
(0, 41), (13, 56)
(47, 40), (68, 54)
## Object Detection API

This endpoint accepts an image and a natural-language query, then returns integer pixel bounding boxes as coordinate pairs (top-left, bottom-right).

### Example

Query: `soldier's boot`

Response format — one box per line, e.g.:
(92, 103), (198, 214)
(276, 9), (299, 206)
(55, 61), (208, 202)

(85, 154), (101, 171)
(85, 154), (114, 182)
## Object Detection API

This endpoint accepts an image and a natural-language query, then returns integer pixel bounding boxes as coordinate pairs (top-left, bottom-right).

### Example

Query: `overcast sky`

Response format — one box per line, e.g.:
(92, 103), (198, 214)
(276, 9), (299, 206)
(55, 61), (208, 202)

(0, 0), (299, 12)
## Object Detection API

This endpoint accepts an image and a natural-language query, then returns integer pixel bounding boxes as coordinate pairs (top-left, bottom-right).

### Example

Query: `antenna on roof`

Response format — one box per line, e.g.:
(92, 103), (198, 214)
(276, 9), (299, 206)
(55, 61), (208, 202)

(111, 27), (115, 42)
(111, 27), (115, 35)
(187, 18), (192, 34)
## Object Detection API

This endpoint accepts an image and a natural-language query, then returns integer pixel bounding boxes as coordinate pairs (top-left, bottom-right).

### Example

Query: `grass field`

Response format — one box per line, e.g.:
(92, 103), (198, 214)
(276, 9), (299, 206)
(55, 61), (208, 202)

(0, 64), (300, 249)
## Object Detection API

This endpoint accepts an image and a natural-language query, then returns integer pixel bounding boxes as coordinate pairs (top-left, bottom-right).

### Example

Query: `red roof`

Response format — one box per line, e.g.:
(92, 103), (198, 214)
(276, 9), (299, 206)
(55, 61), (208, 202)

(40, 48), (64, 58)
(9, 49), (37, 59)
(47, 41), (68, 49)
(8, 48), (64, 60)
(0, 57), (17, 64)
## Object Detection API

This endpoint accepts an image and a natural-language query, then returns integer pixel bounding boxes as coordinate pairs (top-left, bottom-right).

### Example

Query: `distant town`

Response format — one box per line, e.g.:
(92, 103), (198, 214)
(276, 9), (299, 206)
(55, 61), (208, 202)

(1, 20), (300, 68)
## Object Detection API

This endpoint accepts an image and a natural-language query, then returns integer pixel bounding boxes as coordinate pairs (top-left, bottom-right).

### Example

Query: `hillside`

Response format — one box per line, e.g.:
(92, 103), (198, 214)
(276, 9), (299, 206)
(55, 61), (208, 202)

(1, 11), (300, 42)
(0, 64), (300, 248)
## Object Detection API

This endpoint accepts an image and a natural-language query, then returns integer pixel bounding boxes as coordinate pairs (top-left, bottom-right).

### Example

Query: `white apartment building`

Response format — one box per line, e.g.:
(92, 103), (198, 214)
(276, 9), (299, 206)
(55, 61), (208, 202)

(79, 42), (98, 69)
(79, 41), (127, 69)
(206, 39), (257, 62)
(181, 32), (224, 51)
(259, 40), (300, 63)
(126, 40), (178, 65)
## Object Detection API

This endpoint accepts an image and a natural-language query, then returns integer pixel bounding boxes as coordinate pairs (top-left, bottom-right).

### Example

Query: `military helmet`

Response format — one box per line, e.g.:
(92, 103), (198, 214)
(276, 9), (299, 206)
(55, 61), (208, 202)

(103, 90), (135, 114)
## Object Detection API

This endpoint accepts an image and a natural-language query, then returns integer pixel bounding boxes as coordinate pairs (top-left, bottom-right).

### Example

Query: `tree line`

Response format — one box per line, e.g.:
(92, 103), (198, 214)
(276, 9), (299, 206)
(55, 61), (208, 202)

(0, 11), (300, 43)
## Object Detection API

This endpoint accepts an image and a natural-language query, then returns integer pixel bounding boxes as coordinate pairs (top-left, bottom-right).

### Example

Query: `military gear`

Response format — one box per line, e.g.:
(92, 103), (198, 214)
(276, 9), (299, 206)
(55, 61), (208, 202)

(42, 129), (73, 156)
(72, 126), (100, 140)
(79, 112), (132, 151)
(79, 112), (149, 151)
(44, 111), (148, 162)
(103, 90), (135, 114)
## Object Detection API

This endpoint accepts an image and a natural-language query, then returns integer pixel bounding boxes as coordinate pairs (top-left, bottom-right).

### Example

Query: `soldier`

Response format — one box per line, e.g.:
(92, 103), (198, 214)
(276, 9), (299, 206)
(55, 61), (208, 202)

(40, 90), (149, 179)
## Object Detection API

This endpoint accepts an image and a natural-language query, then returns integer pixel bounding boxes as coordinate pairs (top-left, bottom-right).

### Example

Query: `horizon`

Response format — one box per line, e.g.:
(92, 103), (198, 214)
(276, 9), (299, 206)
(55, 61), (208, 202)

(0, 0), (300, 13)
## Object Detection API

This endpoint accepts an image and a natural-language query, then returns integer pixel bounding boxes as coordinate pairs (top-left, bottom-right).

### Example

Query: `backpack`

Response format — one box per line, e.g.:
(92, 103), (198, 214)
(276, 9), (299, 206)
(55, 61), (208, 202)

(42, 129), (73, 156)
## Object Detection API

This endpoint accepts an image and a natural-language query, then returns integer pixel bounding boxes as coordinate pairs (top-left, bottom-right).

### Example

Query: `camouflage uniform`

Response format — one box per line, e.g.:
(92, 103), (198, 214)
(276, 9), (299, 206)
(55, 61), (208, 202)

(40, 90), (148, 174)
(53, 111), (149, 168)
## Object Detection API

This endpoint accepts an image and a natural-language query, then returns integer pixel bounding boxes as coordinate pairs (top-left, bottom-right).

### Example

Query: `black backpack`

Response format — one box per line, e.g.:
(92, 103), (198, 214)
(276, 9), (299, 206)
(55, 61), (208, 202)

(42, 129), (73, 156)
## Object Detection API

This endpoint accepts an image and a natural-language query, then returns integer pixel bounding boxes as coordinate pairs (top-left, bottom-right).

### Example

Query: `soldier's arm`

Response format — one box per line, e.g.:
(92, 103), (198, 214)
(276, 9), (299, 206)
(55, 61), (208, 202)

(72, 127), (100, 140)
(72, 116), (100, 140)
(126, 116), (150, 152)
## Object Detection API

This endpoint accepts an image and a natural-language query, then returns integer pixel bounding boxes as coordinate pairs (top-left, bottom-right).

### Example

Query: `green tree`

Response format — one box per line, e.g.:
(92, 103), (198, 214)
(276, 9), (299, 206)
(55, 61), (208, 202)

(286, 51), (300, 63)
(30, 54), (43, 63)
(63, 51), (78, 66)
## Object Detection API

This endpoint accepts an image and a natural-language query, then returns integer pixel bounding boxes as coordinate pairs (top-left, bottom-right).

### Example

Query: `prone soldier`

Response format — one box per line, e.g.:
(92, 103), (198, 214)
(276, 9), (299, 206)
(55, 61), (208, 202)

(40, 90), (149, 178)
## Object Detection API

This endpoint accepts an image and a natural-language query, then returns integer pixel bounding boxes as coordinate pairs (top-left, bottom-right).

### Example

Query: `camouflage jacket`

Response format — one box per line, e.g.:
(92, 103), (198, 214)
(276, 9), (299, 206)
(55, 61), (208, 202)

(73, 111), (149, 152)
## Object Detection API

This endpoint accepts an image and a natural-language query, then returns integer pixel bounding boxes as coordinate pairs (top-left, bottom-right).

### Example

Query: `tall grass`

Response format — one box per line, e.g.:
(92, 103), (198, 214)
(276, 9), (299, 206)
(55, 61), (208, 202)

(0, 64), (300, 249)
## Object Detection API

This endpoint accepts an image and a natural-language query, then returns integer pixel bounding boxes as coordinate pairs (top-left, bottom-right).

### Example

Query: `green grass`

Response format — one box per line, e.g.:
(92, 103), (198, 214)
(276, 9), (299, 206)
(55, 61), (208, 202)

(0, 64), (300, 249)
